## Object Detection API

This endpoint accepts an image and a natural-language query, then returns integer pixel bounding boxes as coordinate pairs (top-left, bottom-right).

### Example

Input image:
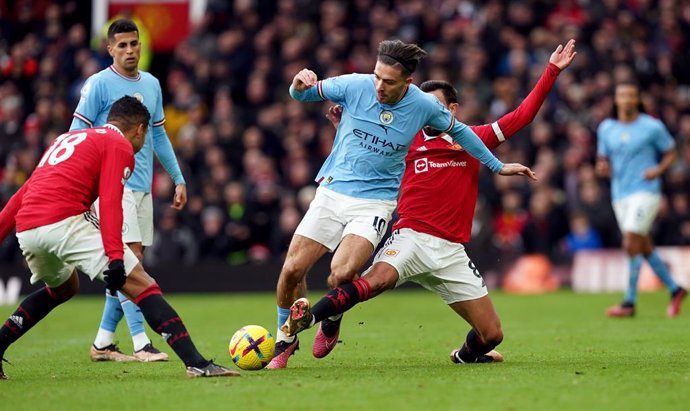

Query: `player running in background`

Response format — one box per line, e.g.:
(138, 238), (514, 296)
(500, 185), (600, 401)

(597, 81), (687, 318)
(281, 40), (576, 364)
(270, 39), (536, 368)
(0, 96), (238, 379)
(70, 19), (187, 362)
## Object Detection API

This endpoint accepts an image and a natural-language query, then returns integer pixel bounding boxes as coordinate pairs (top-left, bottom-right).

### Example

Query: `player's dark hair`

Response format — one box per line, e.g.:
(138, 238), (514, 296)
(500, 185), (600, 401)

(377, 40), (427, 76)
(420, 80), (459, 105)
(107, 19), (139, 41)
(107, 95), (150, 129)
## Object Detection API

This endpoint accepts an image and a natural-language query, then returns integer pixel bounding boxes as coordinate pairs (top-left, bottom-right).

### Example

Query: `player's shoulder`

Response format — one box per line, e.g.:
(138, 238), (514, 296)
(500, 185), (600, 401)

(332, 72), (372, 86)
(597, 118), (616, 134)
(409, 85), (442, 108)
(637, 113), (665, 129)
(138, 70), (161, 85)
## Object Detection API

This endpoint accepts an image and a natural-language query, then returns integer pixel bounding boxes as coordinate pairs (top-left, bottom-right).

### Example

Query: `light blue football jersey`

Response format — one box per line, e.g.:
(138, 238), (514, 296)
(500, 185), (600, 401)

(290, 73), (503, 200)
(70, 65), (184, 192)
(597, 113), (675, 201)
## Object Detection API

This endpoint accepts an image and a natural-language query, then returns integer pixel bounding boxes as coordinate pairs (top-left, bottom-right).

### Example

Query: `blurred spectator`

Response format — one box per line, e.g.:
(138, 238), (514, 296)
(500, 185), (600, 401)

(565, 210), (603, 253)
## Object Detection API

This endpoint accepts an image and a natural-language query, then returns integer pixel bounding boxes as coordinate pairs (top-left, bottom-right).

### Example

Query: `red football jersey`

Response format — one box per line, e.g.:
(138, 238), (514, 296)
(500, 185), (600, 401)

(394, 64), (560, 243)
(0, 125), (135, 262)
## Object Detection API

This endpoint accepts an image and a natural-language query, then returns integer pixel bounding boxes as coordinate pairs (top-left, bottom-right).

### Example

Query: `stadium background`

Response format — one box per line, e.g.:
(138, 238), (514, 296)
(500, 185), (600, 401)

(1, 0), (690, 294)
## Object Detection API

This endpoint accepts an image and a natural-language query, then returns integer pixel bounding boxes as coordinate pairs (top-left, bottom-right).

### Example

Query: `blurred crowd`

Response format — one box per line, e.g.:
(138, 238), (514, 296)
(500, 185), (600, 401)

(2, 0), (690, 273)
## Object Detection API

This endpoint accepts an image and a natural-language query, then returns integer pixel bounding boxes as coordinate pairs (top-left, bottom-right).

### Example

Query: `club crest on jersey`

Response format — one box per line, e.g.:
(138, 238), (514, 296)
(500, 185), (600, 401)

(133, 92), (144, 104)
(414, 158), (428, 174)
(385, 249), (399, 257)
(379, 110), (394, 125)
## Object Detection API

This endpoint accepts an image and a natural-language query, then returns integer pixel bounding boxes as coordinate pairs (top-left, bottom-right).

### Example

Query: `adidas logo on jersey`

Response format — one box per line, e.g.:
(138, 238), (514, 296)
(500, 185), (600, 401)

(9, 315), (23, 329)
(416, 146), (428, 151)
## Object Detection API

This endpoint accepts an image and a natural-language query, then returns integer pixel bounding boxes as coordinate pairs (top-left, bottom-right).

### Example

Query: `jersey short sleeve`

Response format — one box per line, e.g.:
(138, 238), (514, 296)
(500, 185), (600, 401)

(72, 75), (104, 129)
(596, 120), (611, 157)
(653, 120), (675, 153)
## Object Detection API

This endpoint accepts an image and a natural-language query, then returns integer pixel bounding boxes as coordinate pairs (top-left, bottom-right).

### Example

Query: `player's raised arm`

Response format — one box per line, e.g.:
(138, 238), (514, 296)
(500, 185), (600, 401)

(476, 39), (577, 149)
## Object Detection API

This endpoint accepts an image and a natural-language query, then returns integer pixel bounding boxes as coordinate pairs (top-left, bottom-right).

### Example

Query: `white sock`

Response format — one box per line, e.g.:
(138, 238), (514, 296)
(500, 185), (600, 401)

(132, 332), (150, 352)
(276, 329), (295, 344)
(94, 328), (115, 349)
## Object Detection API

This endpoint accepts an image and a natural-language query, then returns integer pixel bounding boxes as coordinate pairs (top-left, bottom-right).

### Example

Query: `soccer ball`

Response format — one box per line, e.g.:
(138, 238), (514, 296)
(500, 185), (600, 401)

(228, 325), (275, 370)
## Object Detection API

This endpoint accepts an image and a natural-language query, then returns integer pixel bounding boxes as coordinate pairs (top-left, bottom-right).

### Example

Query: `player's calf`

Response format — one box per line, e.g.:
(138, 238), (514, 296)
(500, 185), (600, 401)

(451, 329), (503, 364)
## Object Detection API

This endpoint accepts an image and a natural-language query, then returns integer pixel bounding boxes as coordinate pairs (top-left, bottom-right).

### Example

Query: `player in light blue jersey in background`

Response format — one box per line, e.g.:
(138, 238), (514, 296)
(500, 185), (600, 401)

(70, 19), (186, 362)
(268, 40), (536, 368)
(597, 80), (687, 318)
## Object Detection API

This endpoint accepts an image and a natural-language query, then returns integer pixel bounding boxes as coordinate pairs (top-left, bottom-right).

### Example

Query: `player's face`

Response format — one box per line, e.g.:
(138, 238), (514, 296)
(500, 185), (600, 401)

(108, 31), (141, 75)
(614, 84), (640, 116)
(130, 124), (147, 153)
(424, 89), (459, 136)
(373, 61), (412, 104)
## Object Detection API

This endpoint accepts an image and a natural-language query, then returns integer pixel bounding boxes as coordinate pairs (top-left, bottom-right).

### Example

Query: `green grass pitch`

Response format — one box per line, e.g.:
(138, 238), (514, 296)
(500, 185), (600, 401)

(0, 289), (688, 411)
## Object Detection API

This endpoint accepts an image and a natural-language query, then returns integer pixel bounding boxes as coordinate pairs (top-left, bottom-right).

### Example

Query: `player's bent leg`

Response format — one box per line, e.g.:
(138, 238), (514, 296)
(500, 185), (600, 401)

(119, 242), (169, 362)
(449, 295), (504, 364)
(0, 271), (80, 379)
(314, 234), (376, 358)
(269, 235), (329, 370)
(119, 265), (239, 377)
(311, 261), (397, 359)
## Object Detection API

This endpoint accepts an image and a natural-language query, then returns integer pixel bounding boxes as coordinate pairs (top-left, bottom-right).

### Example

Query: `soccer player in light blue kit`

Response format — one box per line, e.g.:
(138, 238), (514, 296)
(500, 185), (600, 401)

(597, 81), (687, 318)
(269, 40), (536, 368)
(70, 19), (186, 361)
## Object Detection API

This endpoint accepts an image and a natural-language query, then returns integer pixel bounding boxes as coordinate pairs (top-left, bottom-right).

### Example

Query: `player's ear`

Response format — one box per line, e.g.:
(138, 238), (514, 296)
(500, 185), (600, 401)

(449, 102), (459, 114)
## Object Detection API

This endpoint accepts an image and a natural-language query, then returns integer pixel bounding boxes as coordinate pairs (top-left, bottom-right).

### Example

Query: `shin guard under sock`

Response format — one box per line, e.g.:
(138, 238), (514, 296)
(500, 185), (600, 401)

(134, 285), (207, 368)
(312, 278), (372, 327)
(0, 286), (68, 355)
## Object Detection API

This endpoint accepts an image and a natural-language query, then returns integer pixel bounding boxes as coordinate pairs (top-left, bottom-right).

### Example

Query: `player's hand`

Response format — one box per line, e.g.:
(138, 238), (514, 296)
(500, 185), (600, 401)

(595, 158), (611, 177)
(498, 163), (538, 181)
(171, 184), (187, 210)
(549, 39), (577, 70)
(292, 68), (318, 91)
(325, 105), (343, 129)
(103, 259), (126, 296)
(643, 166), (662, 180)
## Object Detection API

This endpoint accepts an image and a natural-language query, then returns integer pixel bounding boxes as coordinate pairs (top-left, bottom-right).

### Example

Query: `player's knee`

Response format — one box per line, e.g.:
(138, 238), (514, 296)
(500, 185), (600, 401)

(133, 250), (144, 262)
(280, 260), (307, 286)
(477, 323), (503, 347)
(327, 268), (357, 289)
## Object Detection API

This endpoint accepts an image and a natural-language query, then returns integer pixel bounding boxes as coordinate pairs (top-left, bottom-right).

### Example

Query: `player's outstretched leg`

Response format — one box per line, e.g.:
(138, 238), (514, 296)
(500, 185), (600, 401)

(118, 292), (169, 361)
(0, 273), (78, 380)
(121, 265), (239, 377)
(91, 292), (137, 362)
(448, 295), (504, 364)
(269, 235), (328, 369)
(644, 248), (688, 317)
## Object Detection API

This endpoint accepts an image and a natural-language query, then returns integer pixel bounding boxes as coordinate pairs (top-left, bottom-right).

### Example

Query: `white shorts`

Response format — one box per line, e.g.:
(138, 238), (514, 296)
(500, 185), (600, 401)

(16, 212), (140, 288)
(294, 186), (396, 251)
(613, 192), (661, 235)
(371, 228), (488, 304)
(93, 189), (153, 246)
